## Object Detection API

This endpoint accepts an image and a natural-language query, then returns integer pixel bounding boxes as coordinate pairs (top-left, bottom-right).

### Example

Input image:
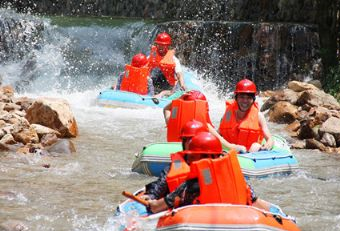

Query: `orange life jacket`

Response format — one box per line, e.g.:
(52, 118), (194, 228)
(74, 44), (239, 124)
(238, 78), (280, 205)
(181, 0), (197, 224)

(218, 100), (264, 150)
(166, 152), (190, 192)
(119, 64), (149, 95)
(188, 150), (252, 205)
(167, 99), (209, 142)
(148, 45), (176, 86)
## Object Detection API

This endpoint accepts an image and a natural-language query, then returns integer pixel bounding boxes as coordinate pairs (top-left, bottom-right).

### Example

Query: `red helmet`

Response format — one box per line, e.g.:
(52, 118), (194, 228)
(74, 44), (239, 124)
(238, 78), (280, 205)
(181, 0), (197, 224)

(131, 53), (148, 68)
(234, 79), (257, 94)
(155, 32), (172, 45)
(184, 132), (222, 154)
(181, 90), (207, 101)
(180, 120), (208, 138)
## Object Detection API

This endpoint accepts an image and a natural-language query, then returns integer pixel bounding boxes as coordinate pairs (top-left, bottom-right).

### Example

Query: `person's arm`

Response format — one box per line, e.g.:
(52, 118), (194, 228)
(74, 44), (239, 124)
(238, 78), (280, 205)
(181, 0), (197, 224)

(207, 123), (247, 153)
(176, 72), (186, 91)
(147, 180), (186, 213)
(144, 166), (170, 200)
(258, 112), (274, 150)
(163, 102), (172, 125)
(147, 77), (155, 96)
(148, 198), (169, 213)
(173, 56), (186, 91)
(112, 72), (124, 90)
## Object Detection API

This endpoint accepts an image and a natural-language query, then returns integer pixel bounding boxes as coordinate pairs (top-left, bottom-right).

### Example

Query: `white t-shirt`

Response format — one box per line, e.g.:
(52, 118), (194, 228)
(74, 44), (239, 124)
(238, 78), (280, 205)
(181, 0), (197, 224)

(173, 56), (182, 74)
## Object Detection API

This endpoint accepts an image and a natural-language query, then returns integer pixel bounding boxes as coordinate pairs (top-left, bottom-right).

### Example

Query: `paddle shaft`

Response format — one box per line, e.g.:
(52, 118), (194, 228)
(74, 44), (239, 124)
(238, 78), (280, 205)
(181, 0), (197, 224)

(122, 191), (149, 207)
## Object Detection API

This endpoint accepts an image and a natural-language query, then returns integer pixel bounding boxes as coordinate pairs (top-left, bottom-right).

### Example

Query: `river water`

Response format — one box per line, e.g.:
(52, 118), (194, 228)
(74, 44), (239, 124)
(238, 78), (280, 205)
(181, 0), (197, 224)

(0, 12), (340, 231)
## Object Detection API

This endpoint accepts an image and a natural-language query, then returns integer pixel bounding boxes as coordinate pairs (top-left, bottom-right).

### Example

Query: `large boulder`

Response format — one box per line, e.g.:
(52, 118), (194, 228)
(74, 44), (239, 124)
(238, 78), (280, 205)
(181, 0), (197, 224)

(319, 117), (340, 147)
(25, 98), (78, 138)
(268, 101), (298, 124)
(260, 89), (299, 111)
(287, 80), (318, 92)
(296, 89), (340, 110)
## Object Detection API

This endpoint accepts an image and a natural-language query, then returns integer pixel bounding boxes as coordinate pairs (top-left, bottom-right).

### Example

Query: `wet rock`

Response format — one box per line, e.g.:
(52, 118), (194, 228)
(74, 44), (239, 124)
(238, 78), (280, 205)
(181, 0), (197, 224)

(13, 110), (26, 118)
(320, 133), (337, 148)
(13, 127), (39, 144)
(42, 163), (51, 168)
(296, 89), (340, 110)
(30, 124), (61, 138)
(16, 143), (43, 155)
(319, 117), (340, 144)
(0, 142), (10, 151)
(2, 124), (14, 135)
(40, 133), (58, 147)
(0, 120), (6, 128)
(287, 80), (318, 92)
(305, 139), (327, 151)
(298, 119), (319, 140)
(309, 106), (331, 123)
(46, 139), (76, 155)
(268, 101), (298, 124)
(259, 90), (275, 98)
(13, 97), (34, 112)
(260, 89), (299, 111)
(291, 140), (306, 149)
(25, 97), (78, 138)
(3, 103), (21, 112)
(307, 79), (322, 89)
(285, 120), (300, 137)
(0, 134), (16, 144)
(296, 109), (309, 121)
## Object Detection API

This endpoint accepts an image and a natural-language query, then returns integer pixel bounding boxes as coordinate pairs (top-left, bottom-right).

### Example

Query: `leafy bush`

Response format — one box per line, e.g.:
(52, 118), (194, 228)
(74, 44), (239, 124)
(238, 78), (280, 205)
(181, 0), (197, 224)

(323, 65), (340, 102)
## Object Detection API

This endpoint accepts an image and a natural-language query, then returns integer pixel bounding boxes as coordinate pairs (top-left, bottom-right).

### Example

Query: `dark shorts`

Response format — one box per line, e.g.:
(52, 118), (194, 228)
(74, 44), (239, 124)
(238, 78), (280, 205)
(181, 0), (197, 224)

(150, 68), (173, 94)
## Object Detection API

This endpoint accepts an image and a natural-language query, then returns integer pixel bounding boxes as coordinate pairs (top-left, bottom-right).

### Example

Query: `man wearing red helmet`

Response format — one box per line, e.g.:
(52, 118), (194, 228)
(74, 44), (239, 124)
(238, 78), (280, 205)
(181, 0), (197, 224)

(148, 32), (187, 98)
(112, 53), (155, 95)
(141, 120), (208, 205)
(211, 78), (273, 153)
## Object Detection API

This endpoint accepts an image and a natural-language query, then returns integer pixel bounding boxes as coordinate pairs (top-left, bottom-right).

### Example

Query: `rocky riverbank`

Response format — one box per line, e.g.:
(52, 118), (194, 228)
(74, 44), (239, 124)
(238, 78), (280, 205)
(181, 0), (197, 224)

(261, 80), (340, 154)
(0, 85), (78, 157)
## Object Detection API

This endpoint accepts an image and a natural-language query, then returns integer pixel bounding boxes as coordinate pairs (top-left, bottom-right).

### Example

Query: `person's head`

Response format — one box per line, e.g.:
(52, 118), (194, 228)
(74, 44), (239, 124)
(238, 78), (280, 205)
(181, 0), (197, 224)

(154, 32), (172, 56)
(183, 132), (222, 164)
(234, 79), (257, 112)
(181, 90), (207, 101)
(131, 53), (148, 68)
(180, 120), (208, 150)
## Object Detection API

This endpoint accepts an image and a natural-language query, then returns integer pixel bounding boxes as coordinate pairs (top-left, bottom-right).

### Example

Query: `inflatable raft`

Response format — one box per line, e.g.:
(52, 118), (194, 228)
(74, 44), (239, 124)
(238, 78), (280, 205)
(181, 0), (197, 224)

(132, 135), (299, 178)
(97, 72), (201, 108)
(115, 190), (300, 231)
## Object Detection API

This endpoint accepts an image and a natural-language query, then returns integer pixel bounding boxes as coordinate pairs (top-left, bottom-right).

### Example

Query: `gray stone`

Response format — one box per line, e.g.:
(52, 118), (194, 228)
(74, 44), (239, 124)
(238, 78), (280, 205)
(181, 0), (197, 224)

(320, 133), (337, 147)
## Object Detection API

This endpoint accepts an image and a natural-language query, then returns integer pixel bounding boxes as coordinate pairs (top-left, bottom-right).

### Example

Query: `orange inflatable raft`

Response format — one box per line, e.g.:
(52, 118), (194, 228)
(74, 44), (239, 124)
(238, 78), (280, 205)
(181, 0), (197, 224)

(156, 204), (300, 231)
(116, 196), (300, 231)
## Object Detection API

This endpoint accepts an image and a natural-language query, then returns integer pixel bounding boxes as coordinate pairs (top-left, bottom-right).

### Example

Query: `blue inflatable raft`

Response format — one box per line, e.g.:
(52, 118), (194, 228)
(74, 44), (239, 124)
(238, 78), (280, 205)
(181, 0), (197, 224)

(97, 72), (201, 108)
(131, 135), (299, 178)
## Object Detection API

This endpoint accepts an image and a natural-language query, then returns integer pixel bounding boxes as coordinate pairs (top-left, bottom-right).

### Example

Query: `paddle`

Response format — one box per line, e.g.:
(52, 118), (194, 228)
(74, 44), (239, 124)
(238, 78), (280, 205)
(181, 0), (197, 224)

(140, 96), (160, 105)
(122, 191), (150, 207)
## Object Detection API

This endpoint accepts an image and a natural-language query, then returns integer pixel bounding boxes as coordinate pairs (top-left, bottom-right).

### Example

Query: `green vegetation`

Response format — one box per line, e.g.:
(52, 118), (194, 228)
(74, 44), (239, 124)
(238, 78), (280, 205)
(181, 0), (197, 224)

(46, 15), (155, 27)
(323, 65), (340, 102)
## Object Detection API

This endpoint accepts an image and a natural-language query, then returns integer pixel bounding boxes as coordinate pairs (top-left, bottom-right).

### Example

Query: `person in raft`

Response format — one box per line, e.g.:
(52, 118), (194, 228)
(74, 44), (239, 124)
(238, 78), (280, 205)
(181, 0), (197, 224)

(112, 53), (155, 96)
(209, 78), (274, 153)
(148, 32), (187, 98)
(143, 132), (292, 221)
(163, 89), (213, 130)
(142, 119), (208, 202)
